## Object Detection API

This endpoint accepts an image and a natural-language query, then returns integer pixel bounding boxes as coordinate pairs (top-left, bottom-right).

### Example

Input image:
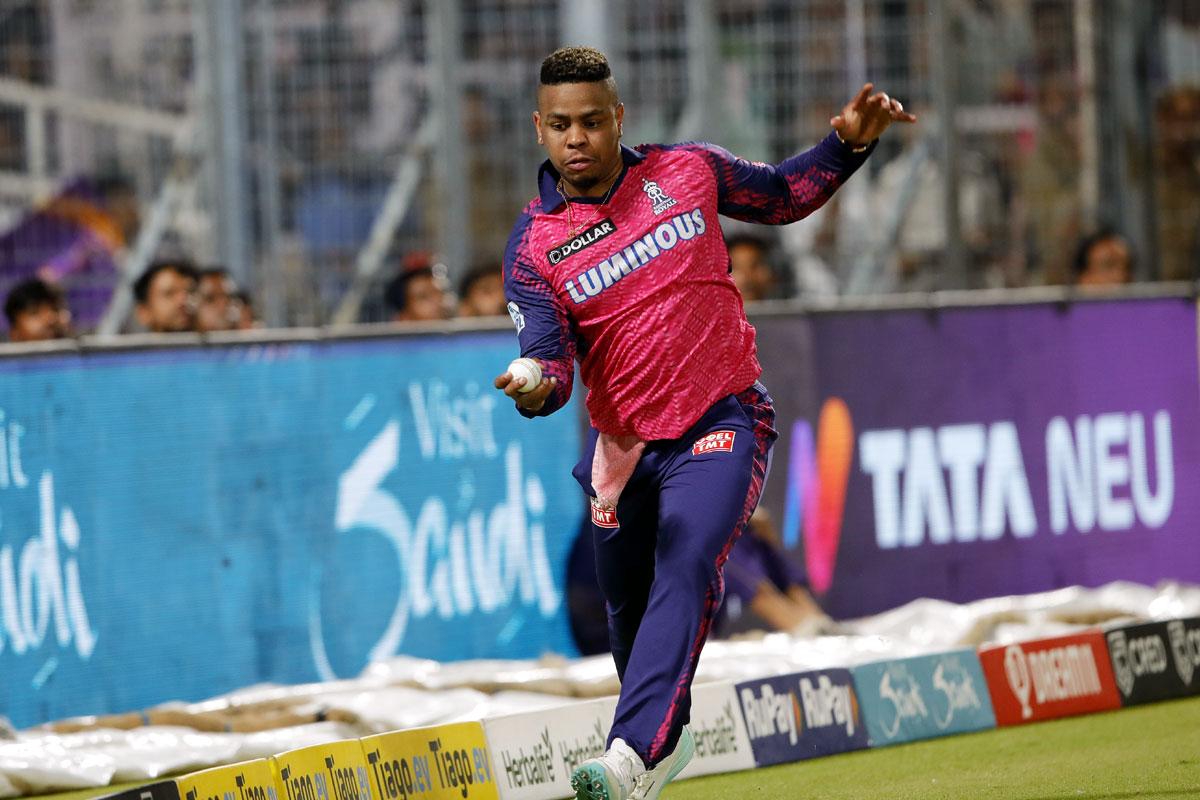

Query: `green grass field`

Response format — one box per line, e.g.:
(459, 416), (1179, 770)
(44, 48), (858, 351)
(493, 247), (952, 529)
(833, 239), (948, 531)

(671, 695), (1200, 800)
(31, 696), (1200, 800)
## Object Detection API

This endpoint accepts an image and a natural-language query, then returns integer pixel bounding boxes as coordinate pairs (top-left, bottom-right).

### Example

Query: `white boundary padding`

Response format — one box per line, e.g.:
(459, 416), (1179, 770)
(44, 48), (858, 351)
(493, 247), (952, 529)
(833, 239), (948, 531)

(480, 681), (756, 799)
(482, 697), (616, 800)
(675, 681), (756, 781)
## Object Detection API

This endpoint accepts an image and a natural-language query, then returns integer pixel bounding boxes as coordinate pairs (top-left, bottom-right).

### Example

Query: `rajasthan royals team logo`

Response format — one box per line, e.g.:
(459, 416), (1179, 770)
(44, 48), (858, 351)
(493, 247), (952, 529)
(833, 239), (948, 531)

(641, 177), (677, 215)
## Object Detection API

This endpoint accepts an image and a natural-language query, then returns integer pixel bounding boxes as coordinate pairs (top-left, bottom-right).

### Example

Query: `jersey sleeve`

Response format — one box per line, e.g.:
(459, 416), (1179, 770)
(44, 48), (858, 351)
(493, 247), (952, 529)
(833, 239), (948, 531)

(503, 208), (575, 418)
(659, 131), (875, 225)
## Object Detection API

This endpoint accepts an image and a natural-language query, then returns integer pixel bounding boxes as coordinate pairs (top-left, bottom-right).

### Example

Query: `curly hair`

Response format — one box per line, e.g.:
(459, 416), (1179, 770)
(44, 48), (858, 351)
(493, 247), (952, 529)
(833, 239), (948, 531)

(539, 46), (613, 85)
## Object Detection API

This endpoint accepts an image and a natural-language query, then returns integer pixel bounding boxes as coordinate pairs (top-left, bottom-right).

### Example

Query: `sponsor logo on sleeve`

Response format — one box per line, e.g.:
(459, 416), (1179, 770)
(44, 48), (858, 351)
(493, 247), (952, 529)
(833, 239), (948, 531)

(507, 302), (525, 334)
(693, 430), (736, 456)
(546, 219), (617, 265)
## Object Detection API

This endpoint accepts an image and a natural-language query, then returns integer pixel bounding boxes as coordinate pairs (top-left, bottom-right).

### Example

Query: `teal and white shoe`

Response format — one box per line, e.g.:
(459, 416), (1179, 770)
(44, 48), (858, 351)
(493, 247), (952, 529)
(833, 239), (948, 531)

(571, 738), (645, 800)
(631, 726), (695, 800)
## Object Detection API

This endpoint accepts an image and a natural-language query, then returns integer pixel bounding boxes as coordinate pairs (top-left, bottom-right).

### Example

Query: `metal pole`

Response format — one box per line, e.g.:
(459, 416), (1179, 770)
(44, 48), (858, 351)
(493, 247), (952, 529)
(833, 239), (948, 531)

(930, 0), (964, 290)
(428, 0), (469, 281)
(332, 118), (437, 326)
(840, 0), (873, 292)
(1097, 0), (1158, 281)
(255, 0), (286, 326)
(845, 0), (868, 95)
(196, 0), (252, 287)
(559, 0), (609, 51)
(680, 0), (719, 142)
(1074, 0), (1100, 231)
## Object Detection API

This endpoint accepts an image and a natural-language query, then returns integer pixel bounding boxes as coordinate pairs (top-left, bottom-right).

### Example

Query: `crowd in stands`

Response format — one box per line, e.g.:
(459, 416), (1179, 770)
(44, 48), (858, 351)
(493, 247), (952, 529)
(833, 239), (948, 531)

(382, 253), (507, 323)
(726, 226), (1135, 304)
(2, 223), (1140, 344)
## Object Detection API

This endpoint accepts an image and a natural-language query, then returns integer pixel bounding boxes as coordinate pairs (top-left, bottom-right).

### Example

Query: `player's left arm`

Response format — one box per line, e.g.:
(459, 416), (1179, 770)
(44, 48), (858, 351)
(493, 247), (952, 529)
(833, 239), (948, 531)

(687, 83), (915, 225)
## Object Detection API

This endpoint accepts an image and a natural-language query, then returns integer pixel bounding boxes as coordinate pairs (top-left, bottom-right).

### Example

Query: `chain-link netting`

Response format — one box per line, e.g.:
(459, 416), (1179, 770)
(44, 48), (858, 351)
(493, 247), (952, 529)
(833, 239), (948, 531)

(0, 0), (1193, 329)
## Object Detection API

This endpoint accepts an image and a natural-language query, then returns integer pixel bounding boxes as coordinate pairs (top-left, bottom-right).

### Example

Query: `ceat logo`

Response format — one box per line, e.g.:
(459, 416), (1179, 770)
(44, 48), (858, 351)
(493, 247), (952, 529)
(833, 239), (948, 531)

(693, 430), (736, 455)
(591, 497), (618, 528)
(783, 398), (854, 595)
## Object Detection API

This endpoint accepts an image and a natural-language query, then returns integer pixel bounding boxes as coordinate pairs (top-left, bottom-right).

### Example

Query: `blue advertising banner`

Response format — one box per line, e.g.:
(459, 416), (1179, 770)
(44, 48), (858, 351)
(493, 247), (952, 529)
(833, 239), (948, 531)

(850, 649), (996, 747)
(754, 298), (1200, 618)
(735, 668), (868, 766)
(0, 333), (582, 728)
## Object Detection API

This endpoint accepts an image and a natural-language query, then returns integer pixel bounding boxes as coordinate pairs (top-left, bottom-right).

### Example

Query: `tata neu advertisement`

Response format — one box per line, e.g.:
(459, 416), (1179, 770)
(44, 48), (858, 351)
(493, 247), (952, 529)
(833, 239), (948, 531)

(754, 297), (1200, 618)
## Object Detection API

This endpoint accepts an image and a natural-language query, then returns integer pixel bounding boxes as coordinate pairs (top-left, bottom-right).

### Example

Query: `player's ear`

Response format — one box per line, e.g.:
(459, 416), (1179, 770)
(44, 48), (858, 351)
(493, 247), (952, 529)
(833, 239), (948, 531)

(532, 110), (543, 145)
(616, 102), (625, 137)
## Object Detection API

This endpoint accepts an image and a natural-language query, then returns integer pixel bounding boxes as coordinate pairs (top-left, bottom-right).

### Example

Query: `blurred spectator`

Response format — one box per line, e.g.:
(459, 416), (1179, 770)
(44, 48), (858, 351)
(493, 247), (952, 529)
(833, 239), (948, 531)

(4, 278), (70, 342)
(719, 507), (831, 636)
(868, 130), (1006, 290)
(1019, 81), (1082, 285)
(384, 254), (448, 322)
(457, 263), (506, 317)
(1155, 87), (1200, 281)
(726, 233), (777, 303)
(232, 290), (258, 330)
(134, 260), (198, 333)
(196, 267), (238, 333)
(1072, 230), (1133, 288)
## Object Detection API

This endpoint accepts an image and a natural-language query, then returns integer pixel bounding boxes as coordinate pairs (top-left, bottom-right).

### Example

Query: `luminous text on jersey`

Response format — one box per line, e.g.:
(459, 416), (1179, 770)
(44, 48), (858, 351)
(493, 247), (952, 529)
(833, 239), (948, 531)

(563, 207), (707, 305)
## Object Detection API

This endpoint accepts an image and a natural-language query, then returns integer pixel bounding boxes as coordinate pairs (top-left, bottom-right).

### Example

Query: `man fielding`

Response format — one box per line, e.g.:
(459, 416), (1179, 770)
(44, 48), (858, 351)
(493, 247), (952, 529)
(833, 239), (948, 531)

(495, 46), (914, 800)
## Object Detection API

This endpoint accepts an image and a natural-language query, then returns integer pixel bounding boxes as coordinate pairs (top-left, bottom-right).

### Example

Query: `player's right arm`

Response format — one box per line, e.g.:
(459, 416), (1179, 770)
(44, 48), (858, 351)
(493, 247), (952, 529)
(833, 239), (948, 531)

(497, 208), (576, 417)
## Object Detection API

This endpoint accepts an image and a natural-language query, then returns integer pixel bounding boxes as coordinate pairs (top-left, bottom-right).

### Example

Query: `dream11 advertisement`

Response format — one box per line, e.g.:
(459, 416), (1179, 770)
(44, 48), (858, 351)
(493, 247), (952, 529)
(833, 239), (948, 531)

(753, 298), (1200, 619)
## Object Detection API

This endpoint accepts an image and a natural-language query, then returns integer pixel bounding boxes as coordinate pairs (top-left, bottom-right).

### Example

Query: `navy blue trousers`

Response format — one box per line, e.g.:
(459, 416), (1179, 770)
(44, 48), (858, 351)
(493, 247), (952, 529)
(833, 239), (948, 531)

(573, 383), (777, 766)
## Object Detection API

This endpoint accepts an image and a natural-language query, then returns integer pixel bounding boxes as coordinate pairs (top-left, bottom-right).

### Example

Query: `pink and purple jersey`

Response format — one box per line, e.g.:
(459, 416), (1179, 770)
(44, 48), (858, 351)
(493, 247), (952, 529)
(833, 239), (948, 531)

(504, 131), (873, 439)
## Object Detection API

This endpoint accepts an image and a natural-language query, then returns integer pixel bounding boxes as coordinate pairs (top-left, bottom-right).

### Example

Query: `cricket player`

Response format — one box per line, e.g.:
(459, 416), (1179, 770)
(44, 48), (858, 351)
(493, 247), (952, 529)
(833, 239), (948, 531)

(495, 46), (914, 800)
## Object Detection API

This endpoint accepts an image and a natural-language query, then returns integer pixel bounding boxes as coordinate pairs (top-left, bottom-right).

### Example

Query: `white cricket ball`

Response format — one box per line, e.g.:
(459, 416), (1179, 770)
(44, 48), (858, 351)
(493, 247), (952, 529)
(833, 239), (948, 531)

(507, 357), (542, 393)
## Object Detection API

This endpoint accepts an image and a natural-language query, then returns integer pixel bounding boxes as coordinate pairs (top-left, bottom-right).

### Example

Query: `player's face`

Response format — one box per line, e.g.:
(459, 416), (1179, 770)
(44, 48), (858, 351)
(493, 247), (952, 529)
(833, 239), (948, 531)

(534, 81), (624, 196)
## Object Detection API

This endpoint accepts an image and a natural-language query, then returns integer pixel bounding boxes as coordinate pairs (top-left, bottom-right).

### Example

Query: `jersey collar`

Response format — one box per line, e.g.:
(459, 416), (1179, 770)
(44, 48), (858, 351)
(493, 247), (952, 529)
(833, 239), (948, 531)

(537, 145), (647, 212)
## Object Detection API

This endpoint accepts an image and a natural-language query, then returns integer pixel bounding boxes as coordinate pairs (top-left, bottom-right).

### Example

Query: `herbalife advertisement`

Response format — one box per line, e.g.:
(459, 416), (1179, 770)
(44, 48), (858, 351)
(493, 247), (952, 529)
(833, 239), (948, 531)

(755, 297), (1200, 618)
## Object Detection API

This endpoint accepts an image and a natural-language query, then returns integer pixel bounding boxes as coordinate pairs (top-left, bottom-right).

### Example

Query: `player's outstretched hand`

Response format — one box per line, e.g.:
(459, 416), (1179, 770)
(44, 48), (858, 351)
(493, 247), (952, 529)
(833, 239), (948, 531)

(831, 83), (917, 148)
(494, 361), (556, 413)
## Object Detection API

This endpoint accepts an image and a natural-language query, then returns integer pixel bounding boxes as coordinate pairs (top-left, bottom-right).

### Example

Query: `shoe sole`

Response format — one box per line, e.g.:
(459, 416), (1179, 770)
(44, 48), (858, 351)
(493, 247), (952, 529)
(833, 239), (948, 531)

(571, 762), (618, 800)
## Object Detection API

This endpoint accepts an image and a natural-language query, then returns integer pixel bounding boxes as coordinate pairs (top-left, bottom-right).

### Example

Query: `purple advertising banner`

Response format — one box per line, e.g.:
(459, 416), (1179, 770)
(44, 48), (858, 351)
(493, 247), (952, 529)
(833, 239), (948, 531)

(754, 298), (1200, 618)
